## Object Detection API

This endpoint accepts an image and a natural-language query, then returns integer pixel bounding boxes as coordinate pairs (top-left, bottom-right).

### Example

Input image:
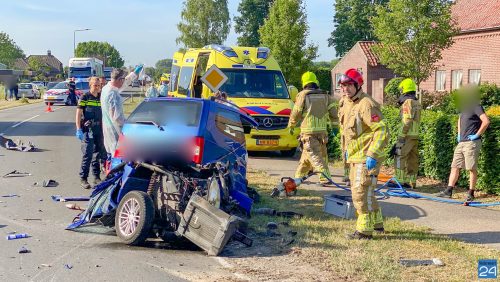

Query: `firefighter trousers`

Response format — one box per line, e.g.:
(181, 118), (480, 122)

(350, 163), (383, 235)
(79, 129), (107, 179)
(295, 133), (331, 183)
(395, 138), (419, 186)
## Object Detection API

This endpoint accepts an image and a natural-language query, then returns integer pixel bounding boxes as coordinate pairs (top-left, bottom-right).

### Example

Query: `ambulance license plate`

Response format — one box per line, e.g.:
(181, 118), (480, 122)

(256, 139), (278, 146)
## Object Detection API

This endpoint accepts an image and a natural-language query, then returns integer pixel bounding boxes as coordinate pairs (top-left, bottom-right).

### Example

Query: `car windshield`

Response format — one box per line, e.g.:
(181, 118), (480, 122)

(19, 84), (32, 89)
(127, 100), (202, 127)
(52, 82), (68, 89)
(69, 67), (91, 78)
(219, 69), (289, 99)
(76, 82), (89, 90)
(47, 82), (58, 89)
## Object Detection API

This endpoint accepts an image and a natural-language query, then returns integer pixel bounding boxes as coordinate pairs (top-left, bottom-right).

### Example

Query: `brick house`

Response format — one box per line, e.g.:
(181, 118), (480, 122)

(419, 0), (500, 92)
(13, 50), (63, 80)
(330, 41), (395, 104)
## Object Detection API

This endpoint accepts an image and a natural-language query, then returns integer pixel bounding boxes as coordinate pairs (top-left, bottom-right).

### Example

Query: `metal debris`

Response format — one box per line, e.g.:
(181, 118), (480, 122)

(3, 170), (31, 178)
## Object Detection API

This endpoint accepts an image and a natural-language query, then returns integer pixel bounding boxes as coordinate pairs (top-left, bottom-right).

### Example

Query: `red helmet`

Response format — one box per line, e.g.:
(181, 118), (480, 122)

(338, 68), (364, 86)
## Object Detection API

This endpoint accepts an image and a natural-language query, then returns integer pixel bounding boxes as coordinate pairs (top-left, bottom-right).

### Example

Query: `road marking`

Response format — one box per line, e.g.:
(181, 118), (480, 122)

(11, 114), (40, 128)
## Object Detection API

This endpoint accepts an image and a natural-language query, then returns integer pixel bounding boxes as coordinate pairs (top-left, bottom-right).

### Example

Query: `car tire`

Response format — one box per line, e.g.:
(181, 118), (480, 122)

(115, 191), (154, 246)
(45, 102), (49, 105)
(280, 148), (297, 158)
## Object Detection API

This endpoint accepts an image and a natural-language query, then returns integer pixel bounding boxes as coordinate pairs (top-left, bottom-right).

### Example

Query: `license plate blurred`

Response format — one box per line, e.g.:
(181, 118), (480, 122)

(257, 139), (278, 145)
(47, 96), (55, 99)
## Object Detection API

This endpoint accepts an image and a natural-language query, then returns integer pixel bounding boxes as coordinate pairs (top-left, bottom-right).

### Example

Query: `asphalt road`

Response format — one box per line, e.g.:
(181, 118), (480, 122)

(0, 93), (237, 281)
(248, 154), (500, 250)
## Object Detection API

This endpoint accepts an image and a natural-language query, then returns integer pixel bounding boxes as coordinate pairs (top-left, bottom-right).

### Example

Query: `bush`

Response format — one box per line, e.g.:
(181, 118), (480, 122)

(313, 67), (332, 93)
(477, 114), (500, 194)
(479, 82), (500, 108)
(381, 106), (401, 165)
(384, 77), (403, 106)
(327, 127), (341, 160)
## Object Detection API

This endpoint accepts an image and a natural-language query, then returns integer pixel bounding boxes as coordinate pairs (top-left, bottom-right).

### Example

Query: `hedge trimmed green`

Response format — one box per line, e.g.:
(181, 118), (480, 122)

(328, 105), (499, 194)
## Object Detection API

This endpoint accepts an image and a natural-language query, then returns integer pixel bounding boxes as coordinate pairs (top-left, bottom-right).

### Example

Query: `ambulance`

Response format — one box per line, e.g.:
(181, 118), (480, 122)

(169, 45), (300, 156)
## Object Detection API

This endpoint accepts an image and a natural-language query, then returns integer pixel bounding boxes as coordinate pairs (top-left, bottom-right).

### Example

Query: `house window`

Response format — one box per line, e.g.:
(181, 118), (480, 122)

(451, 70), (462, 90)
(435, 70), (446, 91)
(335, 73), (342, 90)
(469, 69), (481, 85)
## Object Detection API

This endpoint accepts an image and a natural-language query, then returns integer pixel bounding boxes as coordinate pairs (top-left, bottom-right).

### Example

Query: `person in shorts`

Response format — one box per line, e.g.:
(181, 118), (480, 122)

(438, 86), (490, 201)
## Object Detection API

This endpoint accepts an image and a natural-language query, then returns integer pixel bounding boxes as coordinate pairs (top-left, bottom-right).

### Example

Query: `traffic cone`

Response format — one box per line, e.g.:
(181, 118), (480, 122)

(45, 103), (53, 112)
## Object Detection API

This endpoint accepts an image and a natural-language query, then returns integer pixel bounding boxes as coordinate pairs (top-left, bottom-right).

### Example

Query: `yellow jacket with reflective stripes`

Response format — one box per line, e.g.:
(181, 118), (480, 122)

(400, 98), (421, 138)
(338, 95), (354, 150)
(345, 92), (389, 163)
(288, 88), (338, 134)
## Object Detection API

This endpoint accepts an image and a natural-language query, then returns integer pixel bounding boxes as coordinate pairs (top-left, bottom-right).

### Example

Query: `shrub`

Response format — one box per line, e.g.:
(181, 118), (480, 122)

(384, 77), (403, 106)
(327, 127), (341, 160)
(313, 67), (332, 93)
(477, 114), (500, 194)
(381, 106), (401, 165)
(479, 82), (500, 108)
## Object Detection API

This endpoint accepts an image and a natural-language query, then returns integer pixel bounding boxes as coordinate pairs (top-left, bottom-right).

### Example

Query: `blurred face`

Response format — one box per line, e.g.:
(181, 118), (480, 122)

(100, 78), (107, 87)
(89, 77), (102, 94)
(340, 83), (357, 98)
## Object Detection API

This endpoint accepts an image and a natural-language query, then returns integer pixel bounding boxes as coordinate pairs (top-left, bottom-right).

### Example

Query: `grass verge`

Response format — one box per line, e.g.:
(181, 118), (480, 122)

(123, 97), (144, 116)
(246, 169), (500, 281)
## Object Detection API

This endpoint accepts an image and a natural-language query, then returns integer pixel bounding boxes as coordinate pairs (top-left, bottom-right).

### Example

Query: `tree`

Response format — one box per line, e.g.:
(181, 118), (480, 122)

(234, 0), (274, 46)
(328, 0), (388, 57)
(176, 0), (231, 48)
(75, 41), (124, 68)
(155, 59), (173, 74)
(0, 31), (24, 68)
(28, 57), (50, 80)
(259, 0), (318, 87)
(371, 0), (459, 88)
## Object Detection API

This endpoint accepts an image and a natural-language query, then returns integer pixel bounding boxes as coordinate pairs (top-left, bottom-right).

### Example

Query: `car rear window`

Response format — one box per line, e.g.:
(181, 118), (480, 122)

(19, 84), (33, 89)
(127, 100), (202, 127)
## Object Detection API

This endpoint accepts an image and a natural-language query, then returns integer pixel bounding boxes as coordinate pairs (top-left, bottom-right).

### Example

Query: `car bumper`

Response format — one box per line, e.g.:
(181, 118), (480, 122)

(246, 127), (300, 151)
(44, 96), (68, 103)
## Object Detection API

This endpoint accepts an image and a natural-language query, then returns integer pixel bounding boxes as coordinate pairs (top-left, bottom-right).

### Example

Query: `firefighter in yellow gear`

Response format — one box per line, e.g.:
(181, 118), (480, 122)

(338, 93), (353, 186)
(339, 69), (389, 239)
(288, 71), (338, 185)
(395, 78), (421, 188)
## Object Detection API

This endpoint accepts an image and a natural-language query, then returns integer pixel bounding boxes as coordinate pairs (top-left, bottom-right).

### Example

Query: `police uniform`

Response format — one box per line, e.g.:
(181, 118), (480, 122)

(345, 91), (389, 236)
(78, 92), (106, 180)
(395, 95), (421, 187)
(338, 95), (353, 182)
(289, 88), (338, 184)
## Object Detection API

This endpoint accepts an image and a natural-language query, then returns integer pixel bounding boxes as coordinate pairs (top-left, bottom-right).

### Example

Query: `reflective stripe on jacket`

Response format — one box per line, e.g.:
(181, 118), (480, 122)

(345, 92), (389, 163)
(401, 98), (421, 138)
(288, 89), (338, 134)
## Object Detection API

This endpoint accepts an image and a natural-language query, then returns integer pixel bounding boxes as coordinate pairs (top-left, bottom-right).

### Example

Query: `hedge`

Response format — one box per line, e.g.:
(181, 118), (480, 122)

(327, 106), (499, 195)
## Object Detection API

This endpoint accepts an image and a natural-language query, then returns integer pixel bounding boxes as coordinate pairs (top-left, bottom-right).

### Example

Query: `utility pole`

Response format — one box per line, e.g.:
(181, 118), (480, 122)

(73, 29), (91, 57)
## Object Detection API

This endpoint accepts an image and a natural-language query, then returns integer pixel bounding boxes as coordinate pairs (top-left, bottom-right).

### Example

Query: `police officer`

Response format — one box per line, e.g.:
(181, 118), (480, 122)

(288, 71), (338, 185)
(338, 91), (353, 186)
(395, 79), (421, 188)
(75, 77), (106, 189)
(68, 78), (77, 106)
(339, 69), (389, 239)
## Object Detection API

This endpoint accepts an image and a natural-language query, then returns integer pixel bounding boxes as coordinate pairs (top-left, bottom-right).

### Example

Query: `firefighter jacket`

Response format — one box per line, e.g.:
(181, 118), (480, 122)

(338, 95), (354, 150)
(345, 92), (389, 163)
(288, 89), (338, 134)
(399, 96), (421, 138)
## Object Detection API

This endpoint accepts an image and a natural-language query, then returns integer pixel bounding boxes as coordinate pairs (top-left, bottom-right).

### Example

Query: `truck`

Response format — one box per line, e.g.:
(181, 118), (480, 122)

(168, 45), (300, 157)
(68, 57), (104, 79)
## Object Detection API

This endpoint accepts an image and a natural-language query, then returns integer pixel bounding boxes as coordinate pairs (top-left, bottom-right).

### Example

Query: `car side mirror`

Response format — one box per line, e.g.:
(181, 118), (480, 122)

(288, 85), (299, 102)
(243, 125), (252, 134)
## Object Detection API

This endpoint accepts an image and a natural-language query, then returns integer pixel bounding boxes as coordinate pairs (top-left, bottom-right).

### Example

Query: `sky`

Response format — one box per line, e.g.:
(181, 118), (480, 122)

(0, 0), (336, 67)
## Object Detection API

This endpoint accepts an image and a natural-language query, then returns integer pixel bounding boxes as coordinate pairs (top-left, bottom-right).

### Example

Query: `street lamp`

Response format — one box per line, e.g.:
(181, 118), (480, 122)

(73, 28), (91, 57)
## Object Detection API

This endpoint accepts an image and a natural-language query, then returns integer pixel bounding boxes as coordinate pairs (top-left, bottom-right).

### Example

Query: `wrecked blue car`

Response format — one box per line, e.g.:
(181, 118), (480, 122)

(68, 97), (258, 255)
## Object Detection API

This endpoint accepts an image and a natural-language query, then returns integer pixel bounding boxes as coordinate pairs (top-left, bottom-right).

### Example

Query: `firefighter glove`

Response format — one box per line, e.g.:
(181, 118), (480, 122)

(366, 156), (377, 170)
(76, 129), (84, 141)
(467, 134), (479, 141)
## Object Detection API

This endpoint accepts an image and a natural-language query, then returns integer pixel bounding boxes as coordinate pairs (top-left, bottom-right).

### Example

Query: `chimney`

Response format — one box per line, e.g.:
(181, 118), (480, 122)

(47, 50), (52, 56)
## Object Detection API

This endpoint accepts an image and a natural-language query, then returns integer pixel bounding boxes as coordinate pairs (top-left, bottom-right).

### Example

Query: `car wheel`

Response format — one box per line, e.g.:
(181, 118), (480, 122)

(280, 148), (297, 158)
(115, 191), (154, 245)
(45, 102), (49, 105)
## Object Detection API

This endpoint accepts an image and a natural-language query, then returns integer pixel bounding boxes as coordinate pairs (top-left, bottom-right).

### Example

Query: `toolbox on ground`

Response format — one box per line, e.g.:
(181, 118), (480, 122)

(177, 195), (241, 256)
(323, 194), (356, 219)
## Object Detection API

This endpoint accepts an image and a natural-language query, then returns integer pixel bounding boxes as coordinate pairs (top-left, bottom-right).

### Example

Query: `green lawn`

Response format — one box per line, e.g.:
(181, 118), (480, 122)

(246, 169), (500, 281)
